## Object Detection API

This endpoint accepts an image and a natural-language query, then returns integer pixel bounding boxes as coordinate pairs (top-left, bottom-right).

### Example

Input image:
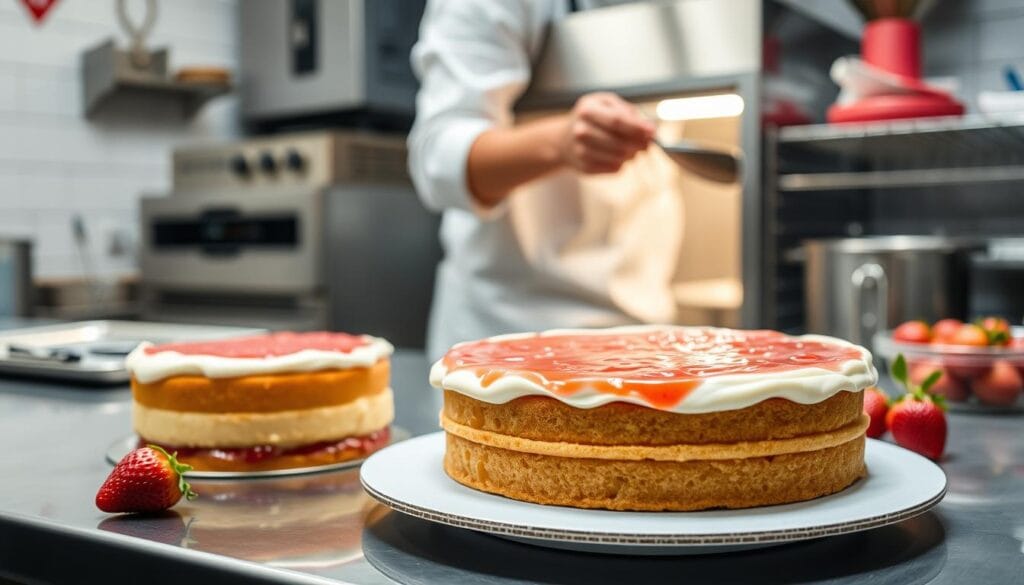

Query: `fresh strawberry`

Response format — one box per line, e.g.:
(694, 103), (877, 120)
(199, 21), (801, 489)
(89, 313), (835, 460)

(931, 319), (963, 344)
(887, 354), (947, 460)
(910, 360), (968, 402)
(978, 316), (1011, 346)
(863, 387), (889, 439)
(950, 323), (989, 347)
(945, 324), (993, 379)
(971, 360), (1023, 407)
(893, 320), (931, 344)
(946, 361), (991, 381)
(1010, 338), (1024, 380)
(889, 396), (947, 460)
(96, 445), (197, 514)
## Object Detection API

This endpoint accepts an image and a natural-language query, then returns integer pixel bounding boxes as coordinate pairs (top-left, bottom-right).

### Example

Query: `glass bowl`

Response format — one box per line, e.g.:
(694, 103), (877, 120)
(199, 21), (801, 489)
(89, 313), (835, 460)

(873, 329), (1024, 413)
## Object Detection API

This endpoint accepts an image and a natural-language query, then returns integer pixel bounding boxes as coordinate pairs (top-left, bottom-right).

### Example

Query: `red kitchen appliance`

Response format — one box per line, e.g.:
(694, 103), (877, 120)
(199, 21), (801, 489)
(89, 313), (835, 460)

(828, 0), (963, 123)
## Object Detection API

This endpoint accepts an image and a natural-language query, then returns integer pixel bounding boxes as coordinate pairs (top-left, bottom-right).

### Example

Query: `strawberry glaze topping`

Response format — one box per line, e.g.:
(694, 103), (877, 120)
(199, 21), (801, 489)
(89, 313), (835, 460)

(144, 332), (368, 358)
(442, 327), (866, 410)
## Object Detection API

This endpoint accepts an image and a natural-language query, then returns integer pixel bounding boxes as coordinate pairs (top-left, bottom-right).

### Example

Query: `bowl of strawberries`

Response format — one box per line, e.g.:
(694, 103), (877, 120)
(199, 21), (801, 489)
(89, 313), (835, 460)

(874, 317), (1024, 412)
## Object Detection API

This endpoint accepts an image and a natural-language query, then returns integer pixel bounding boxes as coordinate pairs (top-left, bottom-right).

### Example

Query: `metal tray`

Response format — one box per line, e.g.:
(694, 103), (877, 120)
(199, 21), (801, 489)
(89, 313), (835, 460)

(0, 320), (264, 384)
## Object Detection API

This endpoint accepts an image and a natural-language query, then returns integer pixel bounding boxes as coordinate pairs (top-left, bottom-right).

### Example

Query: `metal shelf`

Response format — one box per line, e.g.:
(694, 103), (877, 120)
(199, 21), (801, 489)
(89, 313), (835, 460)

(82, 40), (231, 120)
(777, 114), (1024, 161)
(779, 165), (1024, 191)
(972, 257), (1024, 270)
(767, 116), (1024, 331)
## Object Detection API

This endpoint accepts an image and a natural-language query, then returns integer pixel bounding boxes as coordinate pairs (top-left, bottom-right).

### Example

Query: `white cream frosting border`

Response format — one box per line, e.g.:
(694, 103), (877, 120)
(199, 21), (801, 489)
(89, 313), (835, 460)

(126, 335), (394, 383)
(429, 325), (878, 414)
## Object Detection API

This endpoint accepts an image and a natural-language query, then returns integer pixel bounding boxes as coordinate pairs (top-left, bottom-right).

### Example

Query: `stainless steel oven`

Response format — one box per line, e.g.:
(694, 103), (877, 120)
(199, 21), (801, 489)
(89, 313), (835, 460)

(239, 0), (426, 132)
(141, 190), (323, 296)
(139, 131), (441, 346)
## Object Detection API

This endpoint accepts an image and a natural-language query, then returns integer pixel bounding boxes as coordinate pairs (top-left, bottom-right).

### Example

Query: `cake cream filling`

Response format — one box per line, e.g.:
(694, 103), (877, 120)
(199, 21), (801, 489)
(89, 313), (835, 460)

(134, 388), (394, 448)
(441, 413), (869, 462)
(125, 336), (394, 384)
(431, 326), (878, 414)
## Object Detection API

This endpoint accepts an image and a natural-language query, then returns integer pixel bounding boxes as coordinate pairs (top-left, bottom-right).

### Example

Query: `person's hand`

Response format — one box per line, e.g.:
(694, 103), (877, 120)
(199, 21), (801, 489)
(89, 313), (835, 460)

(559, 92), (655, 174)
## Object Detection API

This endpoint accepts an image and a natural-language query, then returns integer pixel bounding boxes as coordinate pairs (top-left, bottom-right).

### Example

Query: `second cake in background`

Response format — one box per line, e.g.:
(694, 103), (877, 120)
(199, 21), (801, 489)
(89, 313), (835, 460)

(126, 331), (394, 472)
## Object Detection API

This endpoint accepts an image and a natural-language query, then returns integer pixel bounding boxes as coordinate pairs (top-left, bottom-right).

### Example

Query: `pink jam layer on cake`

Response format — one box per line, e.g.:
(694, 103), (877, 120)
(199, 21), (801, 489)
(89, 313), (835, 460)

(144, 332), (369, 358)
(140, 427), (391, 466)
(430, 326), (877, 414)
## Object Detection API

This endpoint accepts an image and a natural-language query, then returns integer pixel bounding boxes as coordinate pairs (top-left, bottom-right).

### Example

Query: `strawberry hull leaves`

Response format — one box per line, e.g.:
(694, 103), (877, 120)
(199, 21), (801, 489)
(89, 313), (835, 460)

(148, 445), (197, 502)
(887, 353), (948, 461)
(987, 329), (1011, 346)
(976, 316), (1011, 346)
(891, 353), (909, 386)
(890, 354), (947, 410)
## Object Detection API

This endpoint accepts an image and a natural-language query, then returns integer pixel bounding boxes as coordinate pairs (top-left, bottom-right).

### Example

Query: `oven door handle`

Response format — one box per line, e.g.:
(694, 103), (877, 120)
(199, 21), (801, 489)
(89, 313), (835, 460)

(199, 208), (242, 256)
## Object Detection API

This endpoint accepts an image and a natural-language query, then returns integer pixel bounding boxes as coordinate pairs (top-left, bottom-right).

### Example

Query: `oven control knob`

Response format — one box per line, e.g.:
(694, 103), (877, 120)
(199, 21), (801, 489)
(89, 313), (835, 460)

(230, 154), (250, 178)
(259, 151), (277, 174)
(285, 149), (305, 172)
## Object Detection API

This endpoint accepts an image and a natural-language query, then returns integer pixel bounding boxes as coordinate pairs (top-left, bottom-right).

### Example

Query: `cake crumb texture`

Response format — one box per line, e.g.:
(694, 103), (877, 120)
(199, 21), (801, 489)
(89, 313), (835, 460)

(443, 390), (863, 445)
(444, 433), (866, 512)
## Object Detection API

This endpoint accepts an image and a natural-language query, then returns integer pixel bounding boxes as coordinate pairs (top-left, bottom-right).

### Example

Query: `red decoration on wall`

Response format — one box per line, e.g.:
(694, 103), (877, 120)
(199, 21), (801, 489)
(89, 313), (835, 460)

(20, 0), (60, 24)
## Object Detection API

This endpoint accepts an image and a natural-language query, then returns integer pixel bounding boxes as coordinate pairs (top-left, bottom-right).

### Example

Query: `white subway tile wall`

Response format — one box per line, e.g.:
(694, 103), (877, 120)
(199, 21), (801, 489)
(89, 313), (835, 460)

(0, 0), (238, 279)
(924, 0), (1024, 111)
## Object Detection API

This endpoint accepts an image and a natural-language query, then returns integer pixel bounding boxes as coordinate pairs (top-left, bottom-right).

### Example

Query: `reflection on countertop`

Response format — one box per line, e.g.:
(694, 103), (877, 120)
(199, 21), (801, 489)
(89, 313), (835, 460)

(363, 506), (948, 585)
(99, 471), (373, 570)
(0, 339), (1022, 584)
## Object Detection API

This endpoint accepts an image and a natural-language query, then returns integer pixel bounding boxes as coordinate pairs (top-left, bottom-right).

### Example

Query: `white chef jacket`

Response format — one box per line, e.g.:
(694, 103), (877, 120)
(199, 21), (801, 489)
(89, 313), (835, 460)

(409, 0), (685, 360)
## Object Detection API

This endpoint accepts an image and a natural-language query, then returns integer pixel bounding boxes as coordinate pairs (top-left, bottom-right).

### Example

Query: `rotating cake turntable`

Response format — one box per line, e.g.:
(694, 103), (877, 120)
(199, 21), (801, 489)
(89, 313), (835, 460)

(362, 326), (947, 555)
(361, 433), (946, 555)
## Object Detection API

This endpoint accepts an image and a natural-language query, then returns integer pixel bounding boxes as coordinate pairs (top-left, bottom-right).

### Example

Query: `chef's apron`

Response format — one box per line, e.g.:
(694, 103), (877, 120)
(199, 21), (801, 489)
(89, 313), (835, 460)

(427, 148), (685, 359)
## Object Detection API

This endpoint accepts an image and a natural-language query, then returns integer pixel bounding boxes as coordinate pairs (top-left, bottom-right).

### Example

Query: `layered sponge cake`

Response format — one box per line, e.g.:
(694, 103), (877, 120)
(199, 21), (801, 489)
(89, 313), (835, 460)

(125, 331), (394, 471)
(431, 326), (877, 511)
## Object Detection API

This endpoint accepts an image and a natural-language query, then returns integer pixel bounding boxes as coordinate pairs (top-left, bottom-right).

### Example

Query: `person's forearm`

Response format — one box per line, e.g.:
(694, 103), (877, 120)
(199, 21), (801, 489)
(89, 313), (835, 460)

(466, 114), (569, 208)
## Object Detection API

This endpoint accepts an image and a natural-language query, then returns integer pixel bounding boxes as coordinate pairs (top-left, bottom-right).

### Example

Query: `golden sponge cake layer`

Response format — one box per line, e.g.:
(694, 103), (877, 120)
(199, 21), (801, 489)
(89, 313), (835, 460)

(441, 413), (868, 462)
(134, 388), (393, 448)
(132, 360), (389, 413)
(444, 432), (866, 511)
(443, 390), (862, 446)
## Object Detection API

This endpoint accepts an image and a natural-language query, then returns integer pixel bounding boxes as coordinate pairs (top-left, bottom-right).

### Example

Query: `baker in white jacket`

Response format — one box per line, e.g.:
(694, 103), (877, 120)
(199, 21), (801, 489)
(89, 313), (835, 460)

(409, 0), (686, 359)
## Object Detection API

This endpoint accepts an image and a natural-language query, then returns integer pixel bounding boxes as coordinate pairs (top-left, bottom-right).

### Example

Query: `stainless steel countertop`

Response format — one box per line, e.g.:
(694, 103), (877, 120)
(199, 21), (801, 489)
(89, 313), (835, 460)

(0, 330), (1022, 583)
